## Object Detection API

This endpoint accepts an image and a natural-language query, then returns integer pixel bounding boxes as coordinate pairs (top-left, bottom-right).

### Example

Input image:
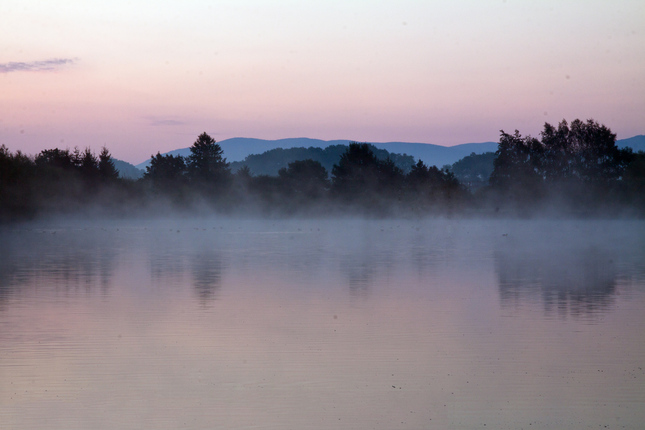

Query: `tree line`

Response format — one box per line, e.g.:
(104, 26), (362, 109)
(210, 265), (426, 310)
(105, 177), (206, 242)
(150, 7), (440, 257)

(0, 145), (127, 220)
(1, 120), (644, 221)
(484, 119), (643, 215)
(228, 144), (416, 177)
(141, 133), (462, 215)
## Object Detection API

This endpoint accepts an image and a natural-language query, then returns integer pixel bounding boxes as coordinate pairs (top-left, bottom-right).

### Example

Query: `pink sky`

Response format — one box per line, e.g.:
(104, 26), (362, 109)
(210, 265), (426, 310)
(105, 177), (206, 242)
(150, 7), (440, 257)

(1, 1), (644, 164)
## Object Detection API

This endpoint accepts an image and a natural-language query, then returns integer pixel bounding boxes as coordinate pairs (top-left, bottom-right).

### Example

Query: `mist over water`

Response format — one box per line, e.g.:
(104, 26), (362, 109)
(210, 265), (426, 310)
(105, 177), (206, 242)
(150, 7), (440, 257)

(1, 217), (644, 429)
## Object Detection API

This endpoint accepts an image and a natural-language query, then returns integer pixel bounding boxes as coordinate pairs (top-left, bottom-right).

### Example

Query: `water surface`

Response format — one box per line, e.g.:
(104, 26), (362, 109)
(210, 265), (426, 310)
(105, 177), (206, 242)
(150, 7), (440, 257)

(1, 218), (644, 429)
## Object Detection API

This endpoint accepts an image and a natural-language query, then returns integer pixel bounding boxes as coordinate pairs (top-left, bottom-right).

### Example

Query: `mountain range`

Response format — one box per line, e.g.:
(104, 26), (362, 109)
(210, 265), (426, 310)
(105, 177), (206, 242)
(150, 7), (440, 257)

(115, 135), (645, 179)
(133, 138), (499, 171)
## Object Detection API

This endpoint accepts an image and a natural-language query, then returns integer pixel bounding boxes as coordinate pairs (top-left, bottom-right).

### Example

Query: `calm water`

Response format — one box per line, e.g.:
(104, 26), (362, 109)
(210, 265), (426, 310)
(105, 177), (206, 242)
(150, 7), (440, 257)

(1, 218), (644, 429)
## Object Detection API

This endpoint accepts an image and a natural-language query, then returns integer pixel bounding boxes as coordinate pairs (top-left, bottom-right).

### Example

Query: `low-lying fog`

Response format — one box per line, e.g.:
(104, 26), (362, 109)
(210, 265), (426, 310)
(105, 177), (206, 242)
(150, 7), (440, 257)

(1, 217), (644, 429)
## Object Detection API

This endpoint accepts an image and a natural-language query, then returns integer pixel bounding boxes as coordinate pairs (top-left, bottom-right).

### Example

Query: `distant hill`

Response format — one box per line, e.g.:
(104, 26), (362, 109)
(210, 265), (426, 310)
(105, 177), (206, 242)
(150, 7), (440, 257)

(449, 152), (497, 190)
(135, 138), (498, 170)
(113, 159), (143, 179)
(617, 135), (645, 153)
(368, 141), (498, 168)
(135, 138), (345, 169)
(134, 135), (644, 172)
(230, 144), (416, 177)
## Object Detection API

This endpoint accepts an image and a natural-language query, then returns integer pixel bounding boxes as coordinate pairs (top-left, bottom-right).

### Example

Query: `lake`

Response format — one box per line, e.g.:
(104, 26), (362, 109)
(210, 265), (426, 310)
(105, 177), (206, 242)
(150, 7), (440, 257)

(1, 218), (644, 429)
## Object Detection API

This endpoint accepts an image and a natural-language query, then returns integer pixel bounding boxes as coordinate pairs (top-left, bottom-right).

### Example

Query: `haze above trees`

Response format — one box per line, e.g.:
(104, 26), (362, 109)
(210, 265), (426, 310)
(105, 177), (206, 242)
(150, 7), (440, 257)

(1, 119), (643, 221)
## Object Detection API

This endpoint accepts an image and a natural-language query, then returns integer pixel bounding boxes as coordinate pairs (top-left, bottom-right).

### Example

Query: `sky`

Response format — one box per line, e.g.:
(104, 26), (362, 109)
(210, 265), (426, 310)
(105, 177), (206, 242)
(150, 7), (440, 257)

(1, 0), (644, 164)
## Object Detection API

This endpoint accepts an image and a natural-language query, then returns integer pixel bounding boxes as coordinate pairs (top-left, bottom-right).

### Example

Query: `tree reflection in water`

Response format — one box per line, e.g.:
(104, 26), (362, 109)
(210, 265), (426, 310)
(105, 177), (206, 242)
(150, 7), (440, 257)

(191, 251), (223, 303)
(495, 246), (618, 320)
(343, 260), (373, 300)
(0, 228), (117, 306)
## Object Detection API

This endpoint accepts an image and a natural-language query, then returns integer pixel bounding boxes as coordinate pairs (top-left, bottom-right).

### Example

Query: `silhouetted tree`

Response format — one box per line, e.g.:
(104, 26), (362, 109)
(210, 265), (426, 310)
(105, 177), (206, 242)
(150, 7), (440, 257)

(406, 160), (447, 190)
(186, 133), (231, 195)
(98, 147), (119, 181)
(79, 148), (99, 179)
(622, 150), (645, 210)
(488, 119), (632, 212)
(403, 160), (464, 211)
(144, 152), (187, 188)
(32, 148), (85, 207)
(0, 144), (140, 219)
(540, 119), (627, 183)
(377, 158), (405, 199)
(0, 145), (36, 220)
(247, 174), (283, 211)
(489, 130), (545, 204)
(331, 142), (381, 199)
(35, 148), (78, 172)
(278, 159), (329, 201)
(331, 142), (414, 212)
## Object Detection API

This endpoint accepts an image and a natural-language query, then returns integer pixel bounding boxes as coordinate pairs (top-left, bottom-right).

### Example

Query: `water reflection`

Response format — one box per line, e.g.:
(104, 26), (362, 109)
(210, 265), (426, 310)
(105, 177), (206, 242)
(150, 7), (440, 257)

(149, 253), (186, 285)
(0, 228), (117, 305)
(343, 259), (373, 299)
(1, 219), (645, 429)
(190, 251), (223, 302)
(496, 244), (619, 320)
